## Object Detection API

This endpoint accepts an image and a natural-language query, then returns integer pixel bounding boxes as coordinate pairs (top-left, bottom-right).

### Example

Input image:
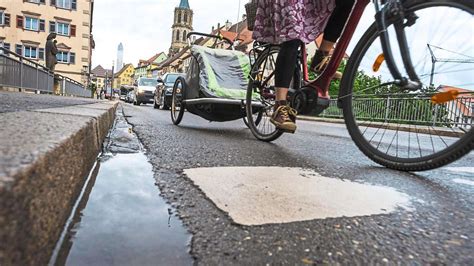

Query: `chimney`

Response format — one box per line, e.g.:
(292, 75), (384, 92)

(217, 23), (221, 30)
(212, 26), (215, 32)
(225, 20), (232, 30)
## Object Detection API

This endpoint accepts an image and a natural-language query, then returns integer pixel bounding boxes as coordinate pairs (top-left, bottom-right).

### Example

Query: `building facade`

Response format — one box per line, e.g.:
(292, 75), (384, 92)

(134, 52), (167, 78)
(0, 0), (94, 84)
(114, 63), (134, 88)
(91, 64), (111, 91)
(169, 0), (193, 56)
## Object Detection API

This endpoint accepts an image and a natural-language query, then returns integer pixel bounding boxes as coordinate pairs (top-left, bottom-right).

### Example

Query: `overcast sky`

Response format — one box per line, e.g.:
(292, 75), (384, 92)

(92, 0), (249, 69)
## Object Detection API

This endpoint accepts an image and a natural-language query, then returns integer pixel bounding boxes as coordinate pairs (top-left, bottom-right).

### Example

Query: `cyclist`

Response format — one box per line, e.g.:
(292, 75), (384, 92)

(311, 0), (355, 78)
(253, 0), (337, 133)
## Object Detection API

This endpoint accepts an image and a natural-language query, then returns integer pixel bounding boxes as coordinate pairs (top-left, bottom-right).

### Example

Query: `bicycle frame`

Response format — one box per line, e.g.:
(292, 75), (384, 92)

(304, 0), (422, 104)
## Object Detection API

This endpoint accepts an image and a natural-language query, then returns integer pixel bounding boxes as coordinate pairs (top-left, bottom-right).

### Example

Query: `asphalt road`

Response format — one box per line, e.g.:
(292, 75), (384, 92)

(121, 102), (473, 265)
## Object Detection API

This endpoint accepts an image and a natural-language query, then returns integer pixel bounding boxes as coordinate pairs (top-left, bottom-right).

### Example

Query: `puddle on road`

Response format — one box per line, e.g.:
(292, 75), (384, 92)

(51, 109), (193, 266)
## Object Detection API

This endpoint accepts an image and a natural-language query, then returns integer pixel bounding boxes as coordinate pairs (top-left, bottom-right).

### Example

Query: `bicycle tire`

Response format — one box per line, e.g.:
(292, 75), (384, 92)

(246, 45), (284, 142)
(340, 0), (474, 171)
(171, 77), (186, 125)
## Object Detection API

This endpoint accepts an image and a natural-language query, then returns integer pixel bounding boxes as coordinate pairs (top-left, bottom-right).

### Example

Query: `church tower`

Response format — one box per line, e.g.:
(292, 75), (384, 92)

(116, 43), (124, 70)
(170, 0), (193, 55)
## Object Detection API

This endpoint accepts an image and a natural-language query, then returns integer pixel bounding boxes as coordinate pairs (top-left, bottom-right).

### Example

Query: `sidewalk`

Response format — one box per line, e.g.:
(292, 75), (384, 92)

(0, 91), (118, 265)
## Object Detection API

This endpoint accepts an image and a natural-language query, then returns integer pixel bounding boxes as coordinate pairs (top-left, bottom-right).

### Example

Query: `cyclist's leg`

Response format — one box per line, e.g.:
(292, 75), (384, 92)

(311, 0), (355, 76)
(272, 39), (301, 132)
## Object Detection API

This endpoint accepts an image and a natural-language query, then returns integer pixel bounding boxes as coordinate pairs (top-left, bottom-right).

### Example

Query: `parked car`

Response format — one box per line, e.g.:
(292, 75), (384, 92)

(154, 73), (184, 109)
(126, 90), (135, 103)
(120, 85), (133, 101)
(133, 77), (157, 105)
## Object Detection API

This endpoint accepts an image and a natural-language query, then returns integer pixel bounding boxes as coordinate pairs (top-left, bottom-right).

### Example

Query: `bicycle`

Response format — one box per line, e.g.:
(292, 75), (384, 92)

(245, 0), (474, 171)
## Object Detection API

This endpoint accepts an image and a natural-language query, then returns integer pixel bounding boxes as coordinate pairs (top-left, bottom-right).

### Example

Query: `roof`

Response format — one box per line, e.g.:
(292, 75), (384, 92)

(114, 63), (133, 78)
(91, 65), (112, 78)
(179, 0), (190, 9)
(155, 47), (191, 70)
(137, 52), (167, 67)
(439, 85), (474, 95)
(219, 30), (238, 42)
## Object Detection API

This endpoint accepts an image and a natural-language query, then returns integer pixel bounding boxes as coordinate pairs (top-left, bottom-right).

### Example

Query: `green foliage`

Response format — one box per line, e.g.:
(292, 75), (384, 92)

(88, 83), (97, 97)
(306, 57), (452, 127)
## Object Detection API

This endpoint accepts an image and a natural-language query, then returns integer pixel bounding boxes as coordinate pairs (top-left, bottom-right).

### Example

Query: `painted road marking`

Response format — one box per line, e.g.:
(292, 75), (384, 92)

(453, 178), (474, 186)
(184, 167), (412, 226)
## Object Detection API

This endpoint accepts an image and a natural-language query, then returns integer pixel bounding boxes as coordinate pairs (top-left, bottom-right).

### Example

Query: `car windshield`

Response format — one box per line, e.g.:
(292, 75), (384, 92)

(138, 78), (157, 87)
(164, 74), (180, 84)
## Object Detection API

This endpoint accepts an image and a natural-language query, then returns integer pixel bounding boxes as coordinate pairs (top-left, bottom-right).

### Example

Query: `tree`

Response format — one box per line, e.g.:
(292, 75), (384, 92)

(88, 83), (97, 98)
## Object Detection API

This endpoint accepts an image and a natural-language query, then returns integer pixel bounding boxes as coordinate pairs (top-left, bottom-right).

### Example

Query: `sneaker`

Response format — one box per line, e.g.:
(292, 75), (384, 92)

(310, 50), (342, 80)
(270, 105), (297, 133)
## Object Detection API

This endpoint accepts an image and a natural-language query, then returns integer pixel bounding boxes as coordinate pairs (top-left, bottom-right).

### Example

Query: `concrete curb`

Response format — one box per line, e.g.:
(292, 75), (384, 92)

(0, 102), (118, 266)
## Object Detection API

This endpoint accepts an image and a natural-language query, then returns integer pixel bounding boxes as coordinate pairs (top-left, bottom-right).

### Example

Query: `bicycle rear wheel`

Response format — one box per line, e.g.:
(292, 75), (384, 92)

(246, 45), (284, 142)
(171, 77), (186, 125)
(340, 0), (474, 171)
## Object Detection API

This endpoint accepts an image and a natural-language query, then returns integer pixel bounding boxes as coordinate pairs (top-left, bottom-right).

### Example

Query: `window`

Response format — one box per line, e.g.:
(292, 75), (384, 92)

(56, 22), (69, 36)
(24, 46), (38, 59)
(182, 30), (186, 42)
(2, 42), (11, 52)
(138, 78), (157, 87)
(57, 51), (68, 63)
(27, 0), (44, 4)
(25, 16), (39, 31)
(164, 74), (180, 84)
(177, 11), (181, 23)
(0, 11), (11, 27)
(184, 13), (187, 23)
(56, 0), (72, 9)
(176, 30), (180, 41)
(56, 51), (75, 64)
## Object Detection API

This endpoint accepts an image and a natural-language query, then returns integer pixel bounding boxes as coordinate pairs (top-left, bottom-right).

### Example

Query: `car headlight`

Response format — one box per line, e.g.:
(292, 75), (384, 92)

(138, 88), (144, 93)
(176, 88), (181, 94)
(166, 87), (173, 93)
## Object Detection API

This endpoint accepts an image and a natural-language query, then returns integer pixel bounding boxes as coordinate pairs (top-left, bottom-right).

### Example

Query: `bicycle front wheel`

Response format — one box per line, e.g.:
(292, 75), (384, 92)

(340, 0), (474, 171)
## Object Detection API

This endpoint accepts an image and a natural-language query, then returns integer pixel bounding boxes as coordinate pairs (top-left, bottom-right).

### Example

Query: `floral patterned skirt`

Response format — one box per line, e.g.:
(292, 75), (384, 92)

(252, 0), (336, 44)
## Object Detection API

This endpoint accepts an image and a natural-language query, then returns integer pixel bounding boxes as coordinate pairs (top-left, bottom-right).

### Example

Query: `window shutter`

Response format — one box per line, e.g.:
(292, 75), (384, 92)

(69, 52), (75, 64)
(70, 24), (76, 37)
(16, 16), (23, 28)
(4, 43), (10, 51)
(15, 44), (22, 55)
(49, 21), (55, 33)
(39, 48), (45, 60)
(39, 19), (45, 31)
(72, 0), (77, 10)
(4, 14), (10, 27)
(51, 0), (56, 6)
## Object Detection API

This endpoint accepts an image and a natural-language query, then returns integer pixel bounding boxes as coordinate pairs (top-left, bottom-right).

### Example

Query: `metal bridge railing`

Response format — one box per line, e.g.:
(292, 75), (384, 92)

(0, 47), (90, 98)
(319, 94), (473, 129)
